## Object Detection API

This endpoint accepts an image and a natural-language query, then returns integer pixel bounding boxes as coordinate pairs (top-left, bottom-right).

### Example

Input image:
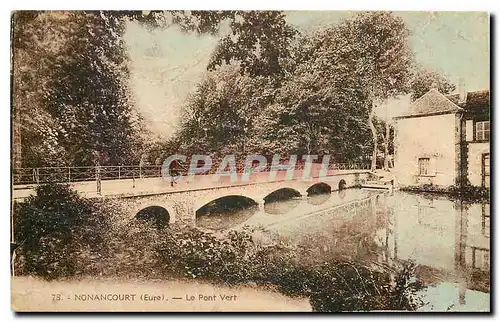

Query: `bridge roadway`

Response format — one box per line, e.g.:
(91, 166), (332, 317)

(12, 166), (376, 226)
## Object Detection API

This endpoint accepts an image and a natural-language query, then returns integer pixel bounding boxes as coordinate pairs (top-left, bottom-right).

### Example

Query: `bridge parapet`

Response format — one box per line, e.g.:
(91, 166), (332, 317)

(13, 163), (372, 185)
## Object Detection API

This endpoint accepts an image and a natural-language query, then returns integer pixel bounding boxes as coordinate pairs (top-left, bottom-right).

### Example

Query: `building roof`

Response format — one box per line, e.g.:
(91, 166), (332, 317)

(395, 88), (462, 119)
(446, 89), (490, 112)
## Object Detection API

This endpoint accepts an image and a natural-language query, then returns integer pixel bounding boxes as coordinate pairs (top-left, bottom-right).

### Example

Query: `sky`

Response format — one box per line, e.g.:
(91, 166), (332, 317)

(123, 11), (490, 138)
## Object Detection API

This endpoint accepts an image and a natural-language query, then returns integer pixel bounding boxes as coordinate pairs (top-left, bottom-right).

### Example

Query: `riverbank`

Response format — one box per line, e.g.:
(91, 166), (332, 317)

(399, 184), (489, 203)
(11, 276), (312, 312)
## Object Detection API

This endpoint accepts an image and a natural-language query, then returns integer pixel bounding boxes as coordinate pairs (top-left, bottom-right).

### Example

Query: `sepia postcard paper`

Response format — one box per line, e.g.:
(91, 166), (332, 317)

(10, 10), (490, 312)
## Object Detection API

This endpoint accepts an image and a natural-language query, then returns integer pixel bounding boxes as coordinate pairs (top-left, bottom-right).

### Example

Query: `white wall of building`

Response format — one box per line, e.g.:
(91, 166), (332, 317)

(467, 143), (489, 187)
(394, 113), (457, 187)
(465, 120), (474, 141)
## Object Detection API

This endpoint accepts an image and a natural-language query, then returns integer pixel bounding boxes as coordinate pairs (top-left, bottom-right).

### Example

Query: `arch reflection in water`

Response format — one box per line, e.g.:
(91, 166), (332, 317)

(196, 195), (258, 231)
(136, 206), (170, 229)
(307, 182), (332, 205)
(263, 188), (302, 215)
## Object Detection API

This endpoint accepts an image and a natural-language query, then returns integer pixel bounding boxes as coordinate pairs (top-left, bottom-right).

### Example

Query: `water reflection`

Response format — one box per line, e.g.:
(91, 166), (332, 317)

(264, 198), (301, 215)
(263, 188), (302, 215)
(239, 189), (490, 311)
(195, 187), (490, 311)
(196, 196), (258, 231)
(307, 193), (331, 205)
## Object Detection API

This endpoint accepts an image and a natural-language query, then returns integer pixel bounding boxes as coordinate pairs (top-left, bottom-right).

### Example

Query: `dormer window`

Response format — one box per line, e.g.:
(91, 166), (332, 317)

(476, 121), (490, 141)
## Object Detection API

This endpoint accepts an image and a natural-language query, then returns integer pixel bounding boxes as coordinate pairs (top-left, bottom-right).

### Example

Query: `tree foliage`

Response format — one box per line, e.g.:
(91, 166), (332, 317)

(176, 66), (277, 159)
(206, 11), (298, 78)
(13, 183), (110, 279)
(168, 12), (415, 165)
(12, 11), (144, 167)
(143, 10), (298, 78)
(410, 67), (456, 101)
(321, 12), (414, 169)
(12, 12), (71, 166)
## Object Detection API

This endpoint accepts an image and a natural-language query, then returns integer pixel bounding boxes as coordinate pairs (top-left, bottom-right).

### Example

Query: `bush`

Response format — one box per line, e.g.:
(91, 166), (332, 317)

(153, 225), (424, 311)
(13, 183), (110, 279)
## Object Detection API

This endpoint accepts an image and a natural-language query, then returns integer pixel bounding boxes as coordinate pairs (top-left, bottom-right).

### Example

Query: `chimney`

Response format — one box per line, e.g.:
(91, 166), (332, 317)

(458, 77), (467, 105)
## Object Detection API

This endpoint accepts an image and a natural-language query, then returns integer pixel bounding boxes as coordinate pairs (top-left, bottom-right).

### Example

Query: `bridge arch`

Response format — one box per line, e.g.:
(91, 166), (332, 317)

(129, 199), (178, 224)
(306, 182), (332, 205)
(306, 182), (332, 196)
(194, 192), (259, 214)
(263, 187), (303, 215)
(264, 187), (302, 203)
(195, 195), (258, 231)
(135, 205), (170, 228)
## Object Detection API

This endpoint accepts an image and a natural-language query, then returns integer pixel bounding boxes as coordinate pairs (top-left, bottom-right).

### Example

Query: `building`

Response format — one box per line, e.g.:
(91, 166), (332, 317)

(393, 84), (490, 189)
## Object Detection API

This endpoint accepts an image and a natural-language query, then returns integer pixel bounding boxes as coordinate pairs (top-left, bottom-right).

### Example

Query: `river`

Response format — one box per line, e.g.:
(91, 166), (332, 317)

(196, 188), (490, 312)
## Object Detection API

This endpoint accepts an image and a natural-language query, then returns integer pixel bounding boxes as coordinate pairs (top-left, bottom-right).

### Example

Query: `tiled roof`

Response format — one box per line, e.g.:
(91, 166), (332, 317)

(446, 89), (490, 111)
(399, 88), (461, 118)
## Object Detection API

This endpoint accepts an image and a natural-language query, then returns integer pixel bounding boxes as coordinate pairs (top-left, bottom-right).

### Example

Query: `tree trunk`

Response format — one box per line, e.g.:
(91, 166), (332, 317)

(369, 102), (377, 171)
(13, 107), (22, 168)
(11, 19), (22, 169)
(383, 118), (390, 170)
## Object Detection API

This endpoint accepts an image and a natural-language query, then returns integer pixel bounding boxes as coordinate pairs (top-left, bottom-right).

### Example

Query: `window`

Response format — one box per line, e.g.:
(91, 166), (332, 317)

(482, 153), (490, 187)
(476, 121), (490, 141)
(418, 158), (430, 175)
(483, 154), (490, 175)
(482, 204), (490, 238)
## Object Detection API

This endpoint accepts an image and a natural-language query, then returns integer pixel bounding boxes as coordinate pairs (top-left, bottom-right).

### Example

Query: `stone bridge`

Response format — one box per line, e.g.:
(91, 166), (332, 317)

(117, 170), (374, 226)
(12, 167), (376, 227)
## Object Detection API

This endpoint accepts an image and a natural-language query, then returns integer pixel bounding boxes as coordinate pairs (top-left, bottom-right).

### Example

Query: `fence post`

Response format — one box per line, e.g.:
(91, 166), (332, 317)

(35, 168), (39, 184)
(95, 165), (102, 196)
(68, 167), (71, 183)
(118, 166), (121, 180)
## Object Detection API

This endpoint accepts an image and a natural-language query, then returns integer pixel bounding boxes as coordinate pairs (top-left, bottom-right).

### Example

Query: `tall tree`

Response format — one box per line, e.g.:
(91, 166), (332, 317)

(177, 66), (277, 159)
(128, 10), (298, 161)
(12, 11), (72, 167)
(332, 12), (414, 170)
(252, 59), (372, 161)
(44, 12), (142, 166)
(12, 11), (145, 167)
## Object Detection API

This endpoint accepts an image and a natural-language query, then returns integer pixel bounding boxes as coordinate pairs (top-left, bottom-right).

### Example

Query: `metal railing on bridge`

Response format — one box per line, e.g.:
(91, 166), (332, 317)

(13, 162), (371, 185)
(13, 165), (163, 185)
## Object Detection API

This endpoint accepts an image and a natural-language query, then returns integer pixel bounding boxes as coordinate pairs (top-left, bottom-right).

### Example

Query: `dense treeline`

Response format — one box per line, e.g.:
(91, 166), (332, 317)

(12, 11), (455, 169)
